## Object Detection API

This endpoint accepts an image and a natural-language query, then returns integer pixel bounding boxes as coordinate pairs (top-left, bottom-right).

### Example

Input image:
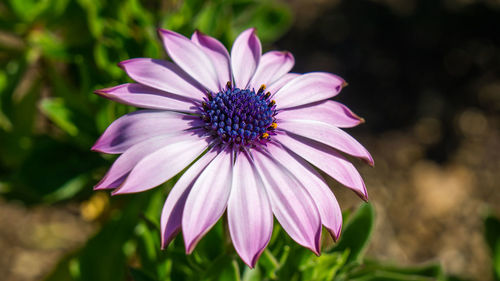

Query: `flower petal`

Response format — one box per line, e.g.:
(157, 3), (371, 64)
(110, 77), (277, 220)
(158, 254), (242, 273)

(267, 73), (300, 96)
(265, 142), (342, 241)
(118, 58), (206, 100)
(231, 28), (262, 89)
(274, 133), (368, 200)
(94, 134), (178, 190)
(252, 149), (321, 255)
(273, 72), (345, 110)
(248, 51), (294, 90)
(91, 110), (203, 154)
(277, 100), (364, 128)
(112, 131), (209, 195)
(161, 150), (218, 248)
(191, 30), (231, 91)
(278, 119), (373, 165)
(158, 29), (219, 92)
(95, 83), (198, 113)
(228, 152), (273, 268)
(182, 149), (233, 253)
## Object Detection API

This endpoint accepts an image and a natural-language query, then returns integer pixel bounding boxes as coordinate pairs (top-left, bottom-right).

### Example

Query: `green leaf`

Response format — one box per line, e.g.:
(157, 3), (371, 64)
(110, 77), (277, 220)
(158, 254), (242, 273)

(39, 97), (79, 136)
(258, 249), (280, 279)
(332, 203), (375, 264)
(485, 215), (500, 280)
(42, 173), (90, 203)
(347, 260), (446, 281)
(348, 271), (438, 281)
(300, 250), (349, 281)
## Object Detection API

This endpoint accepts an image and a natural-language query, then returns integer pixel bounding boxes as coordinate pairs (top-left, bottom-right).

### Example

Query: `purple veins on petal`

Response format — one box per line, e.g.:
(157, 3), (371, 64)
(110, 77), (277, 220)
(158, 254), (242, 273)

(273, 72), (345, 110)
(161, 149), (218, 249)
(276, 100), (365, 128)
(231, 28), (262, 89)
(253, 148), (322, 255)
(228, 152), (273, 268)
(118, 58), (206, 101)
(95, 83), (199, 113)
(158, 28), (219, 93)
(191, 30), (232, 91)
(182, 149), (233, 254)
(91, 110), (204, 154)
(278, 119), (374, 165)
(274, 132), (369, 201)
(248, 51), (295, 90)
(112, 131), (210, 195)
(266, 73), (300, 97)
(265, 142), (343, 241)
(94, 134), (181, 190)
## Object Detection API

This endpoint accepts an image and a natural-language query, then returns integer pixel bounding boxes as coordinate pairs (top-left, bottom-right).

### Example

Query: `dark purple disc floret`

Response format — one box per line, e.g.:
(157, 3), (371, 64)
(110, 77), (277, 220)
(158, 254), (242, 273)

(201, 83), (276, 147)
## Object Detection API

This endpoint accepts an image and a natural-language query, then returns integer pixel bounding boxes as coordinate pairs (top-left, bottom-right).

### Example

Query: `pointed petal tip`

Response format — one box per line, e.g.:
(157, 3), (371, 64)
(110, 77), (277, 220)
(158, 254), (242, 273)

(183, 232), (203, 255)
(342, 81), (349, 88)
(192, 29), (203, 36)
(90, 144), (104, 153)
(237, 245), (267, 269)
(361, 192), (369, 202)
(93, 185), (106, 191)
(329, 224), (342, 242)
(157, 27), (169, 36)
(241, 256), (258, 269)
(117, 59), (139, 69)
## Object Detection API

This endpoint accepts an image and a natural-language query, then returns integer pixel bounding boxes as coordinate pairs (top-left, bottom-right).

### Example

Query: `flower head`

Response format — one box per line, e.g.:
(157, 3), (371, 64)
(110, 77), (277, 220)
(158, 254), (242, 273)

(93, 28), (373, 267)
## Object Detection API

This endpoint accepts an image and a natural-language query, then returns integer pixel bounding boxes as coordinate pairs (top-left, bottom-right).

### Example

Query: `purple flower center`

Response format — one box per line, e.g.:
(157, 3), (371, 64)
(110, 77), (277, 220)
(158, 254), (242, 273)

(200, 84), (277, 147)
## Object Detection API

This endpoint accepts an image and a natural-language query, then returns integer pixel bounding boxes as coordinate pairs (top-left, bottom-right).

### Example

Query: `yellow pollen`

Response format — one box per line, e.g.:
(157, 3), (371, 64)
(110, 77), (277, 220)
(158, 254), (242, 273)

(260, 84), (266, 91)
(261, 133), (269, 139)
(269, 122), (277, 129)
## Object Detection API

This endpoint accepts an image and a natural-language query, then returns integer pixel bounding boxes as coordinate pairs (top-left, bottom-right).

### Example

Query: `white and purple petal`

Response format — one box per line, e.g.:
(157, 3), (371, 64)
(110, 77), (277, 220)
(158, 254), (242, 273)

(278, 119), (374, 165)
(94, 134), (178, 190)
(253, 149), (322, 255)
(274, 133), (368, 201)
(91, 110), (203, 154)
(112, 131), (209, 195)
(265, 142), (342, 240)
(118, 58), (206, 101)
(95, 83), (198, 113)
(228, 152), (273, 268)
(277, 100), (364, 128)
(267, 73), (300, 96)
(182, 149), (233, 253)
(161, 149), (218, 248)
(191, 30), (231, 91)
(273, 72), (345, 110)
(158, 29), (219, 92)
(248, 51), (294, 90)
(231, 28), (262, 89)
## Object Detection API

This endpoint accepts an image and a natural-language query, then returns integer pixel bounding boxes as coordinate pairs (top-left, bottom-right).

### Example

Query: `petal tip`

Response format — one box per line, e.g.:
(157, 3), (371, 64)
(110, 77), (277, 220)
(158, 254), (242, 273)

(183, 232), (202, 255)
(90, 144), (104, 153)
(330, 224), (342, 242)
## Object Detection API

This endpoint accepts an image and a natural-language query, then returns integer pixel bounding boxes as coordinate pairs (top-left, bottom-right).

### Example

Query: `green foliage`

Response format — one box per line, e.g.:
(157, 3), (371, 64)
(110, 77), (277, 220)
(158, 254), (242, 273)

(485, 214), (500, 280)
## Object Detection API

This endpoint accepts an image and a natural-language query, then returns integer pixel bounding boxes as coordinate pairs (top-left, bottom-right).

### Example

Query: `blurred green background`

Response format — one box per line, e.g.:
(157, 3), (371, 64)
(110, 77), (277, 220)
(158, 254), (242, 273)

(0, 0), (499, 280)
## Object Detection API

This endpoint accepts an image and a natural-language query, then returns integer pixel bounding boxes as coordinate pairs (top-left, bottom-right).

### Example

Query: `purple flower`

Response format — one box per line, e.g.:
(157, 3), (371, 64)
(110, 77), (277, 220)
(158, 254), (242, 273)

(92, 28), (373, 267)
